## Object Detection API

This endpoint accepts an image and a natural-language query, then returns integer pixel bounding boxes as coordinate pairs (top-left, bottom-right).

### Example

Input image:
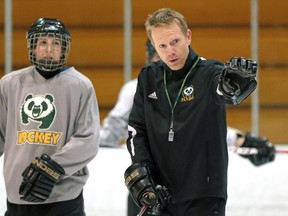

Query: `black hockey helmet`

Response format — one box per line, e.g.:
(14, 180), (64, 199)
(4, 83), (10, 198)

(146, 39), (156, 64)
(145, 39), (159, 64)
(26, 18), (71, 71)
(26, 18), (71, 40)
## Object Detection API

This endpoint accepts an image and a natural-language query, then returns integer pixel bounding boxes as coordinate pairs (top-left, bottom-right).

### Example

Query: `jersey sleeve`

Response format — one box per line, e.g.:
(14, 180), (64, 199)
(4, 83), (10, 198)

(226, 127), (243, 147)
(0, 77), (8, 157)
(51, 79), (100, 176)
(99, 80), (137, 147)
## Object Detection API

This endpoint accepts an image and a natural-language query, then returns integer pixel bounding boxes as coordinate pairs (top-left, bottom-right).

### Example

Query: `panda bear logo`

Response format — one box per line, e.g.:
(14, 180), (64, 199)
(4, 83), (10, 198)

(183, 86), (194, 97)
(21, 94), (56, 129)
(181, 85), (194, 102)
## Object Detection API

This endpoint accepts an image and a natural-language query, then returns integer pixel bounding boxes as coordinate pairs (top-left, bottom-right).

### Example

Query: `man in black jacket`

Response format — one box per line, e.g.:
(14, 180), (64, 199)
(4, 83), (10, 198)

(124, 8), (260, 216)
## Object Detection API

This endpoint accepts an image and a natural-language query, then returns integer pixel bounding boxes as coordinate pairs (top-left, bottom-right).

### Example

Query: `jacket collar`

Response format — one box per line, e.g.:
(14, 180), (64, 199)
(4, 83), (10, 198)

(163, 46), (199, 80)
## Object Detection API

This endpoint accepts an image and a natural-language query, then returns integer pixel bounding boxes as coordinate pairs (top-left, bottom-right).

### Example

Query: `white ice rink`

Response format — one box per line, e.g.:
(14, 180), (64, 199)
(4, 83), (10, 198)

(1, 146), (288, 216)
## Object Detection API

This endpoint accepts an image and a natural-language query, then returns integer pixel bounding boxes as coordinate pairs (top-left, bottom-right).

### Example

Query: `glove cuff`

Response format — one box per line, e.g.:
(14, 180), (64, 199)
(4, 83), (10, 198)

(31, 154), (65, 182)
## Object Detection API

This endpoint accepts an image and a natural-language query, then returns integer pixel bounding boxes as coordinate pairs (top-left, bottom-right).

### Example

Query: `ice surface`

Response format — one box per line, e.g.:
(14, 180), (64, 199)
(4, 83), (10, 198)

(1, 146), (287, 215)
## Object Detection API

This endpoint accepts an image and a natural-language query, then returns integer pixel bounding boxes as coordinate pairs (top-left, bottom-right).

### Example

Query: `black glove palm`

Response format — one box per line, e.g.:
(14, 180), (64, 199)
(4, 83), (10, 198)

(219, 57), (257, 105)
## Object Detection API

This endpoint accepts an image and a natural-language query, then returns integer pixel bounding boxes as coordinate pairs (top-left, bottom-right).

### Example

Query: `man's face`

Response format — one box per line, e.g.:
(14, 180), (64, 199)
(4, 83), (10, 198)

(151, 22), (191, 70)
(34, 37), (62, 61)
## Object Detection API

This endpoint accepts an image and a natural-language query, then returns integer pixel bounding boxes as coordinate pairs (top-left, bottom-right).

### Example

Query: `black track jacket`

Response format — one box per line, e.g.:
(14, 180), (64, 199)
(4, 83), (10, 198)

(127, 47), (229, 203)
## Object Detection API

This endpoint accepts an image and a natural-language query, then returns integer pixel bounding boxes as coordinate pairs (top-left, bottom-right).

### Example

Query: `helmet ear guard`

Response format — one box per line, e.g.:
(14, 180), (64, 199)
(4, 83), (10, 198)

(145, 39), (157, 64)
(26, 18), (71, 71)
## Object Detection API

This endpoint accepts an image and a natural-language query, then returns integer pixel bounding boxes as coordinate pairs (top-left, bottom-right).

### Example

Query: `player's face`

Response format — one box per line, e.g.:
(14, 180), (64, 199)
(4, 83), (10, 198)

(151, 21), (191, 70)
(34, 37), (62, 61)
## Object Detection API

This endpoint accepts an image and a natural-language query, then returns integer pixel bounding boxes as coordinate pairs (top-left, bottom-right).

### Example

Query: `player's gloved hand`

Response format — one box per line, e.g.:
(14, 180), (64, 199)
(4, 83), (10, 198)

(224, 57), (257, 78)
(19, 154), (65, 202)
(124, 163), (173, 215)
(239, 132), (276, 166)
(219, 57), (257, 105)
(141, 184), (172, 215)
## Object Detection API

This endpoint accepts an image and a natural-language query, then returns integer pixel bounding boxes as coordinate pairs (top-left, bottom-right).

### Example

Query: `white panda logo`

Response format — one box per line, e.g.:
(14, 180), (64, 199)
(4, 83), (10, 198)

(183, 86), (194, 97)
(21, 94), (56, 129)
(181, 85), (194, 102)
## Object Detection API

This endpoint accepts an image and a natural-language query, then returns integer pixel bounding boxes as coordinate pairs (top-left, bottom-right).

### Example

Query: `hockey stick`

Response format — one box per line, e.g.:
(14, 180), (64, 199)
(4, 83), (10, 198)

(229, 147), (288, 155)
(137, 205), (148, 216)
(276, 149), (288, 154)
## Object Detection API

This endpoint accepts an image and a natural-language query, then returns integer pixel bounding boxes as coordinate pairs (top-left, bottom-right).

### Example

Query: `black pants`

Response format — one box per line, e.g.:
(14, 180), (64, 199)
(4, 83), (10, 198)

(5, 191), (85, 216)
(127, 195), (226, 216)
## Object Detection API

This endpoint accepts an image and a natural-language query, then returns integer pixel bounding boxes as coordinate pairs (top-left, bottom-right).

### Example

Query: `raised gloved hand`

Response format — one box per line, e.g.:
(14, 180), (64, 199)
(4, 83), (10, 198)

(124, 163), (173, 215)
(19, 154), (65, 202)
(219, 57), (257, 105)
(239, 132), (275, 166)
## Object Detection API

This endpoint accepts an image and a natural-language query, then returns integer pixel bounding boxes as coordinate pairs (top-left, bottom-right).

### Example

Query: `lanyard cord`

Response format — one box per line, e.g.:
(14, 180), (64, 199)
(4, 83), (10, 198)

(163, 57), (200, 141)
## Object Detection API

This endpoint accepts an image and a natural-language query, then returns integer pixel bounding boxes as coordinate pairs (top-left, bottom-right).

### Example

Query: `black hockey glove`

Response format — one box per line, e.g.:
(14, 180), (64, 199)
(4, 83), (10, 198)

(124, 163), (173, 215)
(219, 57), (257, 105)
(239, 132), (276, 166)
(19, 154), (65, 202)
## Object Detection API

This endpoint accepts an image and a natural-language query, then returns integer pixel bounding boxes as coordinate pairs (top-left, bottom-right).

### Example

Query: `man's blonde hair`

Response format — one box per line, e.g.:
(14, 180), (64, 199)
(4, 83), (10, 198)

(144, 8), (189, 43)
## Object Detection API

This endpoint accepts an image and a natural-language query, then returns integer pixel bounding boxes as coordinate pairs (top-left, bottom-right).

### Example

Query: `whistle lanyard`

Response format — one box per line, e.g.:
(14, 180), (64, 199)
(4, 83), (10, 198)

(163, 57), (199, 142)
